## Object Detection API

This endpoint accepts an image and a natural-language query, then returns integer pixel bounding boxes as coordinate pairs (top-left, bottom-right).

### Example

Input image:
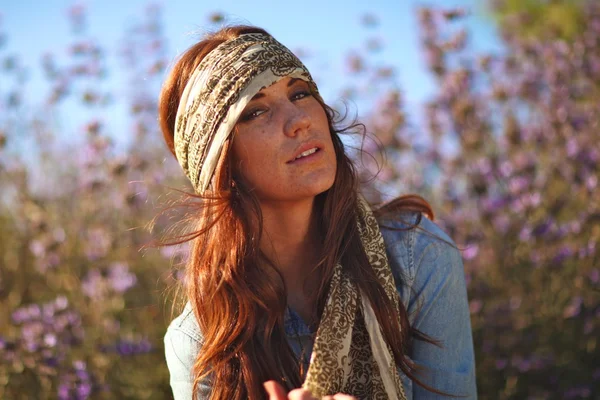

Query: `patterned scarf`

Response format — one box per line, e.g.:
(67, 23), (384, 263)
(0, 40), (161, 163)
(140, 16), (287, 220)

(174, 32), (406, 400)
(304, 196), (407, 400)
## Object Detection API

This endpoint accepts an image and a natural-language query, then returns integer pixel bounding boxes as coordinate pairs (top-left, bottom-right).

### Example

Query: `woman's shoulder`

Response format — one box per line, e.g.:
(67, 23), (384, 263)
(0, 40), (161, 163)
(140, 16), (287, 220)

(164, 301), (203, 387)
(165, 301), (203, 345)
(164, 302), (211, 398)
(378, 211), (456, 249)
(378, 211), (460, 293)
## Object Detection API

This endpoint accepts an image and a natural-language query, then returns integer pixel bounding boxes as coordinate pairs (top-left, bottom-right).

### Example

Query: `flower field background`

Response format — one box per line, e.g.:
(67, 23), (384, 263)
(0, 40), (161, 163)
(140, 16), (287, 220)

(0, 2), (598, 399)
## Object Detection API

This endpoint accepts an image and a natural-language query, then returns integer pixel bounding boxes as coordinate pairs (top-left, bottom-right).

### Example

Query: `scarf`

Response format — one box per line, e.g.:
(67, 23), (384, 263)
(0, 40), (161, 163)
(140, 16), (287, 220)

(174, 32), (407, 400)
(303, 196), (407, 400)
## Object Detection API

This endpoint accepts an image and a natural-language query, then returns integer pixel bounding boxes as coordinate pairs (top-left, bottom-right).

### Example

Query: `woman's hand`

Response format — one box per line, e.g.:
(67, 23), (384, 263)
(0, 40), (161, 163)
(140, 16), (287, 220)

(263, 381), (357, 400)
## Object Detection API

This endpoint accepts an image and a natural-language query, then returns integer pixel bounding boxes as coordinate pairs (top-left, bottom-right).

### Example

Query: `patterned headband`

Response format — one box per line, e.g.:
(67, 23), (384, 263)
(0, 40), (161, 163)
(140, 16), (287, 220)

(174, 32), (322, 193)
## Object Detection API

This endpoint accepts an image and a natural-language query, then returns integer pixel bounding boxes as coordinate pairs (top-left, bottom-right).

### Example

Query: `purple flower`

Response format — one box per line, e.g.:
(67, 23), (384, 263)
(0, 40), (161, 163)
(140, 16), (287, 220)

(44, 356), (59, 367)
(55, 296), (68, 311)
(57, 360), (96, 399)
(509, 296), (522, 310)
(83, 228), (112, 261)
(482, 197), (507, 214)
(495, 358), (508, 370)
(553, 246), (573, 264)
(568, 220), (581, 234)
(82, 263), (137, 299)
(12, 304), (41, 324)
(160, 243), (190, 263)
(519, 226), (531, 241)
(44, 333), (57, 347)
(469, 299), (482, 314)
(463, 244), (479, 260)
(589, 269), (599, 284)
(584, 320), (593, 335)
(508, 176), (529, 194)
(516, 358), (531, 372)
(523, 192), (541, 208)
(107, 262), (136, 293)
(58, 382), (70, 400)
(81, 269), (105, 299)
(492, 214), (510, 234)
(563, 296), (583, 319)
(73, 360), (86, 371)
(103, 338), (153, 356)
(29, 240), (45, 257)
(77, 383), (92, 398)
(531, 219), (552, 237)
(564, 386), (591, 399)
(529, 250), (542, 266)
(499, 160), (513, 177)
(567, 138), (579, 157)
(587, 175), (598, 191)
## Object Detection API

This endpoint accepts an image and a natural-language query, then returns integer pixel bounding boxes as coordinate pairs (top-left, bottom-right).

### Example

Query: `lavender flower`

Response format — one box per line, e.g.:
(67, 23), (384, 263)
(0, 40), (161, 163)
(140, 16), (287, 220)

(107, 262), (136, 293)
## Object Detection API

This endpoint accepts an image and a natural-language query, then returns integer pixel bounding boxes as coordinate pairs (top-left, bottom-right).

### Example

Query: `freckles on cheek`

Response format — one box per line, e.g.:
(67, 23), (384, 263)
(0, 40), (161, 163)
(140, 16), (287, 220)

(254, 141), (273, 161)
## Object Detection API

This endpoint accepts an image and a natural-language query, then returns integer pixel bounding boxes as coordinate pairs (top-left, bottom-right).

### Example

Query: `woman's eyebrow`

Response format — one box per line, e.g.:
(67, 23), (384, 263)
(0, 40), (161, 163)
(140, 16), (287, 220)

(249, 79), (304, 101)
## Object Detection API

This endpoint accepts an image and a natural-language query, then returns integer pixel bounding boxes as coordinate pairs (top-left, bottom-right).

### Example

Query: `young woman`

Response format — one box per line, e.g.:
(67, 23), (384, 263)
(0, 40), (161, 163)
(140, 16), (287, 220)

(159, 25), (477, 400)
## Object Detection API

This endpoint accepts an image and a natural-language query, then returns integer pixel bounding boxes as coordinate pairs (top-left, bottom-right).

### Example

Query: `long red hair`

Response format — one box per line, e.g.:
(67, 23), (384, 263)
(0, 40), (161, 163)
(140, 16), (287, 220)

(158, 25), (441, 400)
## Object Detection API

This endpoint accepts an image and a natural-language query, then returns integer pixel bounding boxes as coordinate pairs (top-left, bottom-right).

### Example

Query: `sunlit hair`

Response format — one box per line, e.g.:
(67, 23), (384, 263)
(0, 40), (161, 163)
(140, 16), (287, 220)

(158, 25), (443, 400)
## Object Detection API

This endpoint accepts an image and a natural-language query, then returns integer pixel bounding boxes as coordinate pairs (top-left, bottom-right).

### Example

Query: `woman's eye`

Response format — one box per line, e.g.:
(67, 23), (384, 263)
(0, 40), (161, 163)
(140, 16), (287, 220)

(240, 108), (266, 122)
(291, 91), (311, 101)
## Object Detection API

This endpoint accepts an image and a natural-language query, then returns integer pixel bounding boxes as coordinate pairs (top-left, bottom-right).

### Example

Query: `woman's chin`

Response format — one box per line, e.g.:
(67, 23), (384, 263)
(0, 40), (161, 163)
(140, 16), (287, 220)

(299, 175), (336, 198)
(258, 182), (333, 203)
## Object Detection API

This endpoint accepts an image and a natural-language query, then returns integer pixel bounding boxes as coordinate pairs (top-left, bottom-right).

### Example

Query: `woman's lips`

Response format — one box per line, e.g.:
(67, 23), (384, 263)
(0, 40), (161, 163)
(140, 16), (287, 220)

(287, 148), (322, 165)
(288, 140), (324, 163)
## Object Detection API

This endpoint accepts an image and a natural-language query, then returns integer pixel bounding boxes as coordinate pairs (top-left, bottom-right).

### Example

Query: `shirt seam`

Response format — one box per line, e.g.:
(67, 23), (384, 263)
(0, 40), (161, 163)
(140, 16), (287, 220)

(167, 325), (204, 344)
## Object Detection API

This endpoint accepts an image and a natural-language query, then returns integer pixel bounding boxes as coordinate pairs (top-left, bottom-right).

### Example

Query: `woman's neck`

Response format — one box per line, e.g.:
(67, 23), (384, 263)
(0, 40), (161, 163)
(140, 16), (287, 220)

(259, 197), (322, 319)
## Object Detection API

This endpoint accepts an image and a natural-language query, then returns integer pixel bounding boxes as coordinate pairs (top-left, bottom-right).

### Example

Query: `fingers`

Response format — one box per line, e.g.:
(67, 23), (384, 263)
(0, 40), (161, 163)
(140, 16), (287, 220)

(263, 381), (288, 400)
(263, 381), (319, 400)
(322, 394), (357, 400)
(263, 381), (355, 400)
(287, 388), (318, 400)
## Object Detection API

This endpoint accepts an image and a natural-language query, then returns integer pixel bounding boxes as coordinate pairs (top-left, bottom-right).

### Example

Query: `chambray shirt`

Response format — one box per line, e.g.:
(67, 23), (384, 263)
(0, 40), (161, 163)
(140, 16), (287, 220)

(164, 213), (478, 399)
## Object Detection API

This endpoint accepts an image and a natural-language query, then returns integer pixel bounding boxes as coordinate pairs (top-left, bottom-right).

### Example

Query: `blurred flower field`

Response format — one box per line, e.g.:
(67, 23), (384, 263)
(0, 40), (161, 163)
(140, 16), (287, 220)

(0, 2), (598, 399)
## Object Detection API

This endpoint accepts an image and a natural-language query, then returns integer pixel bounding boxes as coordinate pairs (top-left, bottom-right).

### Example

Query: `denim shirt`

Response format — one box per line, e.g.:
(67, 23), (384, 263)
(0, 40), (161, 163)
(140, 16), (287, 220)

(164, 213), (477, 399)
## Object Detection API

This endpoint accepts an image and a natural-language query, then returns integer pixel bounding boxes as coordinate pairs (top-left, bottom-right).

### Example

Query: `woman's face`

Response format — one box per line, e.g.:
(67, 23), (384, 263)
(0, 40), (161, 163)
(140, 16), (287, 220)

(231, 77), (337, 203)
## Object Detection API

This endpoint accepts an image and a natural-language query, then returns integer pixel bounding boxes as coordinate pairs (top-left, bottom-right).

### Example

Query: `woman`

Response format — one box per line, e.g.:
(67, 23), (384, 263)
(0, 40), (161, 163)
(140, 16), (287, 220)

(159, 25), (477, 400)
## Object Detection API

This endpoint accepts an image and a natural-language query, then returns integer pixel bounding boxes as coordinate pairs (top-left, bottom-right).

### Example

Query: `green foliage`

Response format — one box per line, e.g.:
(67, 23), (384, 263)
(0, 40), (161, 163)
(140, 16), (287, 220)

(492, 0), (587, 40)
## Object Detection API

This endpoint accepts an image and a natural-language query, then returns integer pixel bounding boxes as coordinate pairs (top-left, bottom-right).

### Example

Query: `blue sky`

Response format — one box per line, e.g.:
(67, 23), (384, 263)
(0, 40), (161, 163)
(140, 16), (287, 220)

(2, 0), (502, 148)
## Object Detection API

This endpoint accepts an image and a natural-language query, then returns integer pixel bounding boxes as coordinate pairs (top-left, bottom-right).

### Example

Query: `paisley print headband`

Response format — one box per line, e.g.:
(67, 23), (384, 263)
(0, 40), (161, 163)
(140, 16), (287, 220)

(174, 32), (322, 193)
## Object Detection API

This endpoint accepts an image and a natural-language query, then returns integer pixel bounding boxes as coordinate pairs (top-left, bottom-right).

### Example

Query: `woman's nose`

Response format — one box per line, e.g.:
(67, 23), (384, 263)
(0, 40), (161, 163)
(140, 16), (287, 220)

(283, 104), (311, 137)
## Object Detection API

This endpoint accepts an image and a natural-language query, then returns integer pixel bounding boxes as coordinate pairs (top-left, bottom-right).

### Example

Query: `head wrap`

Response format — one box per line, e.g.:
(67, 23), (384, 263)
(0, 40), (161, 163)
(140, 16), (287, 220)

(173, 32), (406, 399)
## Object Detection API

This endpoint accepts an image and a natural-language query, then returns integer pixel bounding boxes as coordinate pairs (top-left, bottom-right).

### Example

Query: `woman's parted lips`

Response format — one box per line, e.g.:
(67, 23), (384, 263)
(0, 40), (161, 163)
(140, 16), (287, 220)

(287, 139), (324, 163)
